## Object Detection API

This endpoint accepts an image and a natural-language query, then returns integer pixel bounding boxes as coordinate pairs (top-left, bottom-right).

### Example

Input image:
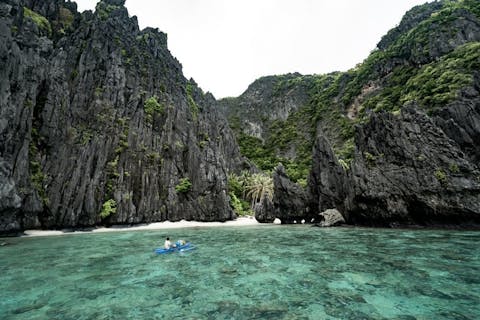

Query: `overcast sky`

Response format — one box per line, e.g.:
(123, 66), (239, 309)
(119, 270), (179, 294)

(74, 0), (429, 98)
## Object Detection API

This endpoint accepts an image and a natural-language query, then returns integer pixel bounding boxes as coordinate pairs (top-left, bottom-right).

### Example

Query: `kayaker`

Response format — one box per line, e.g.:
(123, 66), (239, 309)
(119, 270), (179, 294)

(164, 237), (172, 249)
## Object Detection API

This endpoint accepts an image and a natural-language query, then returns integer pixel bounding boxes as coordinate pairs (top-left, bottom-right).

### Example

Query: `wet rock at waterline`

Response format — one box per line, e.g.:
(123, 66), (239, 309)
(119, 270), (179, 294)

(317, 209), (345, 227)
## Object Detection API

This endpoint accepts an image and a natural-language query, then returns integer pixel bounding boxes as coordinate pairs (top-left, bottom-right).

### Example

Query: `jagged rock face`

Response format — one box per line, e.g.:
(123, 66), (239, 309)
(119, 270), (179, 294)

(372, 1), (480, 80)
(0, 0), (243, 233)
(377, 1), (444, 50)
(307, 131), (347, 214)
(252, 196), (274, 223)
(433, 81), (480, 164)
(219, 73), (317, 180)
(344, 108), (480, 226)
(267, 164), (313, 224)
(219, 73), (311, 140)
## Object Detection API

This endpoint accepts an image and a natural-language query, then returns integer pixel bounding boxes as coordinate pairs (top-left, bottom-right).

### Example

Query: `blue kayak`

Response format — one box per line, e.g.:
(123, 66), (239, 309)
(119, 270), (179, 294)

(155, 242), (195, 254)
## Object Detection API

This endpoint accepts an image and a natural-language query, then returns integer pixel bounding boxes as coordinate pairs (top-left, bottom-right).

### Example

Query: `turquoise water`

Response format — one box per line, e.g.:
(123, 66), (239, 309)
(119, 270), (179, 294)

(1, 226), (479, 319)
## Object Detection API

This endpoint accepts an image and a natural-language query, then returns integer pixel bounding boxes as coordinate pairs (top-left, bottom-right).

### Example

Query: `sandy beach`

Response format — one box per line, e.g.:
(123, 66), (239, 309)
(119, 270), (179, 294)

(21, 216), (262, 237)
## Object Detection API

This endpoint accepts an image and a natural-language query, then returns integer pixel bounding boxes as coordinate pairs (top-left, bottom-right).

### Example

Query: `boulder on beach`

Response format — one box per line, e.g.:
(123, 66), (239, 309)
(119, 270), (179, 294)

(317, 209), (345, 227)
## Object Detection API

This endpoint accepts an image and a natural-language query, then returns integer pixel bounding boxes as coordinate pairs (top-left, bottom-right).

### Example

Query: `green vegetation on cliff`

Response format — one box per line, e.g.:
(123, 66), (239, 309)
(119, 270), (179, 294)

(100, 199), (117, 218)
(401, 42), (479, 111)
(360, 42), (480, 114)
(225, 0), (480, 181)
(95, 1), (121, 20)
(175, 178), (192, 193)
(186, 82), (199, 120)
(344, 0), (480, 109)
(232, 114), (312, 183)
(23, 7), (52, 36)
(144, 96), (164, 123)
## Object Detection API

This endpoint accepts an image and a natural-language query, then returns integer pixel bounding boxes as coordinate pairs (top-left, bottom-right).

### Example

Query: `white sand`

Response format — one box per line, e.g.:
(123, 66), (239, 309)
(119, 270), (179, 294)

(22, 216), (262, 237)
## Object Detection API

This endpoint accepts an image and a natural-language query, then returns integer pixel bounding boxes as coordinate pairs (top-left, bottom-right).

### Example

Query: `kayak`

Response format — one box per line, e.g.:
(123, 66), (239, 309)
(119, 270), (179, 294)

(155, 242), (195, 254)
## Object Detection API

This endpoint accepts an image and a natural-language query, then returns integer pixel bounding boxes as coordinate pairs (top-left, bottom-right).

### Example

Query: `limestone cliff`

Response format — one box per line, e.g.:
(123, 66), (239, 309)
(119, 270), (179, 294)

(218, 73), (315, 181)
(0, 0), (244, 233)
(345, 107), (480, 226)
(223, 0), (480, 227)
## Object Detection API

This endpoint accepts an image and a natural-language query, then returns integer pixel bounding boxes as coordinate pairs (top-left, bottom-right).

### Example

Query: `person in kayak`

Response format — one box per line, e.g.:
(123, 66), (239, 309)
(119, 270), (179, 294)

(164, 237), (173, 249)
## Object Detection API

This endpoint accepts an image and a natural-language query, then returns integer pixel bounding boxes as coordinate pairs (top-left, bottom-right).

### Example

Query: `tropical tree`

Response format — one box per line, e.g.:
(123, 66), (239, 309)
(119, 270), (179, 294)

(228, 171), (255, 215)
(228, 170), (251, 197)
(244, 173), (274, 208)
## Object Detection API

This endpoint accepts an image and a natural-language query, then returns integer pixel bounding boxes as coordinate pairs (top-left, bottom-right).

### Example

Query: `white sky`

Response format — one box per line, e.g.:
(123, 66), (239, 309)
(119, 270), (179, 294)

(74, 0), (429, 98)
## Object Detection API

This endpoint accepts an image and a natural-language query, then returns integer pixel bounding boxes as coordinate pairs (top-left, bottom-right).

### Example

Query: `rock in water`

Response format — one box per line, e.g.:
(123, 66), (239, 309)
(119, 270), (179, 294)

(317, 209), (345, 227)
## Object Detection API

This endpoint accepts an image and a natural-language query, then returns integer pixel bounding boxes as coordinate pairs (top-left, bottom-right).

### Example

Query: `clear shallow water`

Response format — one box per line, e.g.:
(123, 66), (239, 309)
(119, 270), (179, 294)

(1, 226), (479, 320)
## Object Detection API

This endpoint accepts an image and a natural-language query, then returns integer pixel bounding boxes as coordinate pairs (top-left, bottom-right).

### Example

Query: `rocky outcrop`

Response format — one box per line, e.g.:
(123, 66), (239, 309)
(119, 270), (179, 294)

(0, 162), (22, 231)
(433, 81), (480, 164)
(308, 130), (347, 215)
(252, 196), (274, 223)
(317, 209), (345, 227)
(344, 107), (480, 226)
(266, 164), (313, 224)
(0, 0), (243, 233)
(306, 106), (480, 228)
(377, 1), (444, 50)
(375, 1), (480, 77)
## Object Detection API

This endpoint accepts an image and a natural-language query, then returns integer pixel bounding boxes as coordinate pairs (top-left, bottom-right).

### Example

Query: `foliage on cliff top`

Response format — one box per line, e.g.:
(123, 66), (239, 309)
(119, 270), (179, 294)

(340, 0), (480, 106)
(95, 1), (122, 20)
(360, 42), (480, 114)
(226, 0), (479, 179)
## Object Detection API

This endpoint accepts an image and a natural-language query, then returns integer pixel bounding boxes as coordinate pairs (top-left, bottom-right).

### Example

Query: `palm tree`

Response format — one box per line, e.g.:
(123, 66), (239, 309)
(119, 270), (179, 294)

(245, 173), (274, 208)
(228, 170), (251, 197)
